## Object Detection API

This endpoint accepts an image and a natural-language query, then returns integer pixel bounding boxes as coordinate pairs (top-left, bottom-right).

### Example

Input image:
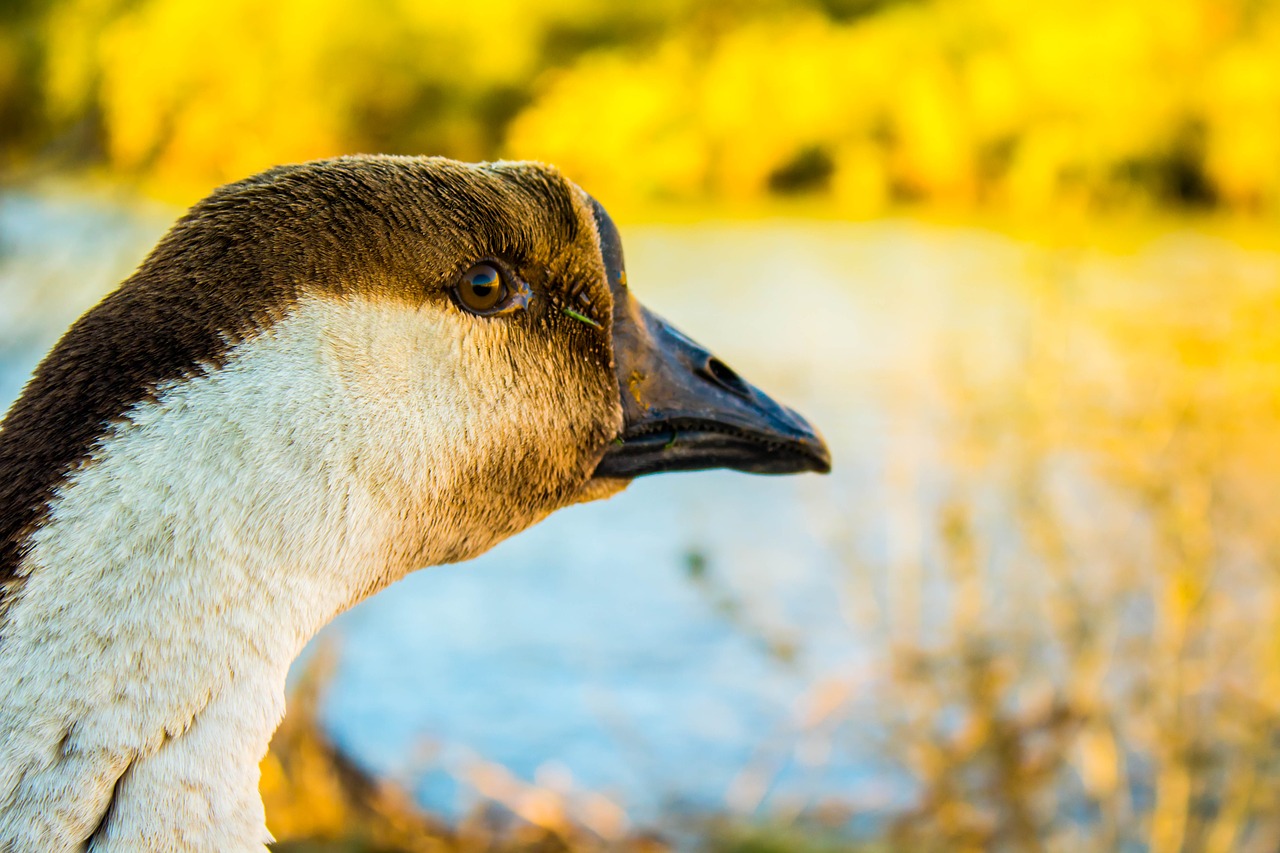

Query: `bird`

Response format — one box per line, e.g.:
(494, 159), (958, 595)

(0, 155), (830, 852)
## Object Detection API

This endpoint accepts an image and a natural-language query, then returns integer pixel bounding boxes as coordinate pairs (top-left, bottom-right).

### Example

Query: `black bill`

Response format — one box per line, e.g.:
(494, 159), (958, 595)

(589, 200), (831, 480)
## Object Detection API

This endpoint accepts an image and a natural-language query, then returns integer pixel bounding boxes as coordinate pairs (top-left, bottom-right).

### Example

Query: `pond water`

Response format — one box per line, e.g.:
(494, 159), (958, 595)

(3, 191), (1276, 830)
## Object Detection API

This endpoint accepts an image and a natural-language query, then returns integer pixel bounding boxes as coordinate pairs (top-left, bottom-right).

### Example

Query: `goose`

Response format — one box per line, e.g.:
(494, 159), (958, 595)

(0, 155), (830, 852)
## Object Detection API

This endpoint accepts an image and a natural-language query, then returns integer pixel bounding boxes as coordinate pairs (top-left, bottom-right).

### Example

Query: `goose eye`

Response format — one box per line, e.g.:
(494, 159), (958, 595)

(454, 263), (507, 314)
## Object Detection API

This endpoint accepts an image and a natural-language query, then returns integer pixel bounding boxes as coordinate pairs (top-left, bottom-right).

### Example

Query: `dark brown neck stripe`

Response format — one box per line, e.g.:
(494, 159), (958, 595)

(0, 173), (303, 596)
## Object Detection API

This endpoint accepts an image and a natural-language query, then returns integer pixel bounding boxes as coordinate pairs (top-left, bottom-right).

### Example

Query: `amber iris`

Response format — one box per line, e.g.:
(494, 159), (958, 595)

(455, 263), (507, 314)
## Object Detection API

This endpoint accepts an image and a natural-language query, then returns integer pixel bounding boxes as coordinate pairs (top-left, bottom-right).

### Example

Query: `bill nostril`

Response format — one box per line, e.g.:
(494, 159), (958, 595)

(699, 356), (751, 399)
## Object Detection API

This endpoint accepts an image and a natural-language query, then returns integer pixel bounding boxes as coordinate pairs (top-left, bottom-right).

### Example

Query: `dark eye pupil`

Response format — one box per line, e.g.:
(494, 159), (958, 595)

(456, 263), (506, 313)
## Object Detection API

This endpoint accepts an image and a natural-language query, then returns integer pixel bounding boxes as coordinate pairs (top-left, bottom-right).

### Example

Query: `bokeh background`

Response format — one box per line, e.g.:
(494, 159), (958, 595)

(4, 1), (1280, 850)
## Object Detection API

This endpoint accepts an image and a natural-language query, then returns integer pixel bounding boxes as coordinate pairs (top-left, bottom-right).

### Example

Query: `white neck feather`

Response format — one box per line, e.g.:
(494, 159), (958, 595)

(0, 294), (586, 851)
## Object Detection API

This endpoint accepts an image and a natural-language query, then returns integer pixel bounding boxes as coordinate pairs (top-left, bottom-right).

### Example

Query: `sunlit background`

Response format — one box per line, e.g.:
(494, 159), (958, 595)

(4, 1), (1280, 850)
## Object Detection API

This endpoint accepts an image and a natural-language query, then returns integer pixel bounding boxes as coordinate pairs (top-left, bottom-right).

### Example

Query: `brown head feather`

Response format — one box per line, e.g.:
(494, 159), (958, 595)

(0, 155), (614, 606)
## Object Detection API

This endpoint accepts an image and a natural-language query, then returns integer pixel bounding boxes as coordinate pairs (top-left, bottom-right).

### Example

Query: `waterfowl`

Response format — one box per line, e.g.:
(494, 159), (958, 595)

(0, 155), (829, 852)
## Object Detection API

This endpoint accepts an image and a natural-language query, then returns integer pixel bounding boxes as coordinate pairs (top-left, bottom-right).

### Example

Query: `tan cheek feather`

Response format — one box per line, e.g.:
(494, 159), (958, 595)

(573, 476), (631, 504)
(318, 292), (623, 552)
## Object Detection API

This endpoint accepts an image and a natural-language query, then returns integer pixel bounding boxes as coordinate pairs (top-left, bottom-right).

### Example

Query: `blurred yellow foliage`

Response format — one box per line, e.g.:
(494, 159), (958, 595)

(840, 241), (1280, 849)
(3, 0), (1280, 211)
(514, 0), (1259, 211)
(27, 0), (633, 194)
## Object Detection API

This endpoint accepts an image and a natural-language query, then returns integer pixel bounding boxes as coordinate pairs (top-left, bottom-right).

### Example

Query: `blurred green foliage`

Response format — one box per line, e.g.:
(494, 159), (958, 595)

(3, 0), (1280, 212)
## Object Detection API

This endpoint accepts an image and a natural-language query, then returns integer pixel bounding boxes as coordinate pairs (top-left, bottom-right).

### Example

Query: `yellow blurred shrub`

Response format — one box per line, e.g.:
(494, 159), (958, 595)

(6, 0), (1280, 210)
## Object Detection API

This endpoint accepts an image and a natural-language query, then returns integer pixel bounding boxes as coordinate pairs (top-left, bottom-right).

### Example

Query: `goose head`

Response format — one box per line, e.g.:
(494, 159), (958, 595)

(0, 156), (828, 851)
